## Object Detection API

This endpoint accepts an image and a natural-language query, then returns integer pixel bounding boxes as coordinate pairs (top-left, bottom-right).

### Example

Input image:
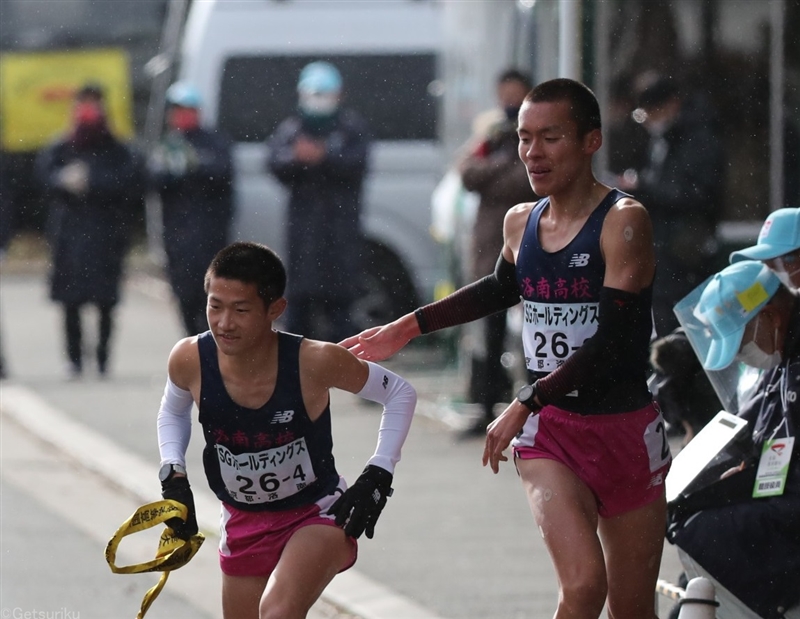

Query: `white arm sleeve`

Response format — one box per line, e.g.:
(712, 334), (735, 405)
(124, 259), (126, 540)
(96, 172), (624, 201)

(156, 377), (194, 467)
(357, 361), (417, 474)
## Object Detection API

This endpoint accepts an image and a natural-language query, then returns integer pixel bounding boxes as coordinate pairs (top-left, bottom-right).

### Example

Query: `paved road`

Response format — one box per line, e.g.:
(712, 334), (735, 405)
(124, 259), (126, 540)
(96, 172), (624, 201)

(0, 267), (683, 618)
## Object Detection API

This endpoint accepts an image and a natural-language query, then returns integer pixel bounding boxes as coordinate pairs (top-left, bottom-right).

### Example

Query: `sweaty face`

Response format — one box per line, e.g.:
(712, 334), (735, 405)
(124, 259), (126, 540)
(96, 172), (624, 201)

(517, 100), (598, 197)
(206, 277), (275, 355)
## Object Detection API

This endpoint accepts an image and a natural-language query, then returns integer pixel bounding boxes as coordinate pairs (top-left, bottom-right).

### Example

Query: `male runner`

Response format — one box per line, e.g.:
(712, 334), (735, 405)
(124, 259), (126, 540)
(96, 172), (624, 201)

(342, 78), (670, 618)
(156, 241), (417, 619)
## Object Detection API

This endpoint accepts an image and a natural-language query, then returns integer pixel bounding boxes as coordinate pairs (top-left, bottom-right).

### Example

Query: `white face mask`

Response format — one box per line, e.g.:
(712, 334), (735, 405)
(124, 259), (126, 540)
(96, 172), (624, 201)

(645, 118), (671, 137)
(298, 91), (339, 117)
(736, 340), (782, 369)
(775, 268), (798, 291)
(773, 254), (800, 292)
(735, 314), (782, 369)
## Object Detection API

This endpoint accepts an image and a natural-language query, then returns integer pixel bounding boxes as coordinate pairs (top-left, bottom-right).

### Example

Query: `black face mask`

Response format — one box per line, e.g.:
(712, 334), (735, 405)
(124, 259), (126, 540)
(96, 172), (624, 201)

(504, 105), (521, 121)
(299, 110), (338, 137)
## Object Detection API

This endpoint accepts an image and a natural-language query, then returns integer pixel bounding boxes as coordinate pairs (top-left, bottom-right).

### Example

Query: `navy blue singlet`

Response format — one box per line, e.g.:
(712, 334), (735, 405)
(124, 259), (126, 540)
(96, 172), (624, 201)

(516, 189), (653, 414)
(198, 331), (339, 512)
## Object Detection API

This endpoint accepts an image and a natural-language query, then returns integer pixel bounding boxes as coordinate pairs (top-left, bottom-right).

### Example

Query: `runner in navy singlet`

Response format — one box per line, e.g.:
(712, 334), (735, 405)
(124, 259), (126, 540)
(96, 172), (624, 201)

(155, 241), (417, 618)
(341, 79), (669, 619)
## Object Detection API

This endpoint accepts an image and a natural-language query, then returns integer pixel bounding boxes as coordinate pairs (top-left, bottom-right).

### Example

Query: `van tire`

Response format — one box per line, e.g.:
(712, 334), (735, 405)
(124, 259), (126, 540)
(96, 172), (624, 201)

(351, 240), (418, 332)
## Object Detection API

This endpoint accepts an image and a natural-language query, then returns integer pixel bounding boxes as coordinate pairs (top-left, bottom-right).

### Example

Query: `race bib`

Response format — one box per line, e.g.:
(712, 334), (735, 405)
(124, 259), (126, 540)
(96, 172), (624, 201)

(643, 412), (672, 472)
(522, 300), (599, 373)
(216, 438), (316, 505)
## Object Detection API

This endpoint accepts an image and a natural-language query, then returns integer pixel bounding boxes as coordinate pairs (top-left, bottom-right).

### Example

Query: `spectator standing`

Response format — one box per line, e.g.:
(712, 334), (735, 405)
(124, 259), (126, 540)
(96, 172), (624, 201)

(604, 72), (650, 178)
(149, 82), (234, 335)
(267, 61), (370, 343)
(35, 84), (144, 378)
(617, 72), (725, 336)
(458, 68), (537, 435)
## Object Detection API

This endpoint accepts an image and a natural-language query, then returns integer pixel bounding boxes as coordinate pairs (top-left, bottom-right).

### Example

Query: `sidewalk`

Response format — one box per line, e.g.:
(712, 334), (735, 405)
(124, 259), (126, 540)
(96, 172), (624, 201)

(0, 255), (684, 619)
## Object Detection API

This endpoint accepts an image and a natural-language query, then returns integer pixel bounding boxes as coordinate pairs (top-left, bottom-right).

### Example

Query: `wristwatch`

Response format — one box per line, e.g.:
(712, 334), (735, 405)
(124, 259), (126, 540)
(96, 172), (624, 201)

(516, 382), (540, 411)
(158, 462), (187, 483)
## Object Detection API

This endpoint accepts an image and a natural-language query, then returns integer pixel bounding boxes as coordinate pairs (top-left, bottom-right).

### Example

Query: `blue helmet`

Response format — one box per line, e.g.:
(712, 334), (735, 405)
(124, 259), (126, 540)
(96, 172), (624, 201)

(297, 61), (342, 95)
(166, 82), (202, 109)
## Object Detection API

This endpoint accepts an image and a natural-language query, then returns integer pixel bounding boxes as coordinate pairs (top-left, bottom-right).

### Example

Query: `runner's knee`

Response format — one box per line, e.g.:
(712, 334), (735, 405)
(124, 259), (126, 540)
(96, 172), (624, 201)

(559, 576), (607, 618)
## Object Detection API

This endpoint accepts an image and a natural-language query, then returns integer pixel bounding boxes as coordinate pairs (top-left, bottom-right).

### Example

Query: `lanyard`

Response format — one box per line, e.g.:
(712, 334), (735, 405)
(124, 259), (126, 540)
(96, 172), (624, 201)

(105, 499), (205, 619)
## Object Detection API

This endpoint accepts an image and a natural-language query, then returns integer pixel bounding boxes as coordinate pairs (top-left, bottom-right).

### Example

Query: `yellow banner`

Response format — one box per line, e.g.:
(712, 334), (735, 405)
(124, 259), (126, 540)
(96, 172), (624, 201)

(0, 48), (135, 152)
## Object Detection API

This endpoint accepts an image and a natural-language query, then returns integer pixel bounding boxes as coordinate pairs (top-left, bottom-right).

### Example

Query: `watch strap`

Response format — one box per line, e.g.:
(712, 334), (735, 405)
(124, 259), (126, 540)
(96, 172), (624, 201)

(519, 381), (541, 411)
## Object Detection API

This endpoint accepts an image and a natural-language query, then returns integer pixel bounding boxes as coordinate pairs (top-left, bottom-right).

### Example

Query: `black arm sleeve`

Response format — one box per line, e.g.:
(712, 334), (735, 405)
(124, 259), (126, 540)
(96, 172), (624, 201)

(536, 286), (651, 405)
(415, 254), (520, 334)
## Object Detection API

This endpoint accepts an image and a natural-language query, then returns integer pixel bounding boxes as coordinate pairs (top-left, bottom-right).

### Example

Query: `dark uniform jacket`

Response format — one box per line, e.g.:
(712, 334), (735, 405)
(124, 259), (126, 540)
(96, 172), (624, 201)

(35, 134), (144, 306)
(267, 109), (370, 301)
(149, 128), (234, 300)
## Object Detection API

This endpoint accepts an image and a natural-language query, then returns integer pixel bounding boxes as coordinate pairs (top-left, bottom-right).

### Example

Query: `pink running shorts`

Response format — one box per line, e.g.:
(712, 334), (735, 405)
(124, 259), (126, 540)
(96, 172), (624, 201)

(219, 476), (357, 577)
(513, 402), (672, 518)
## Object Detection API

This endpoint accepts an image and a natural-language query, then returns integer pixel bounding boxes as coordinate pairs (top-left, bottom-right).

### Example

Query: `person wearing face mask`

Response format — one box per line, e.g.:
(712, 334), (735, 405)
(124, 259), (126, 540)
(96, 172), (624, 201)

(267, 61), (370, 343)
(456, 68), (538, 436)
(616, 72), (725, 337)
(667, 259), (800, 619)
(730, 207), (800, 293)
(35, 83), (145, 378)
(148, 82), (234, 336)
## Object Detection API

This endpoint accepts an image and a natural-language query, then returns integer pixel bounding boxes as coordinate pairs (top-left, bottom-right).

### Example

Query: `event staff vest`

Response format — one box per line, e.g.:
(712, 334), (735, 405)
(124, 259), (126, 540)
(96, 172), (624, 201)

(516, 189), (652, 414)
(198, 331), (339, 512)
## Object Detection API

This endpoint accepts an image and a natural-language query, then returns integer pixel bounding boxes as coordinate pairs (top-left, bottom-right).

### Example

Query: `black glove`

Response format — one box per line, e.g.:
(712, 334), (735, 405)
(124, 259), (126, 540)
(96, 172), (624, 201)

(161, 476), (198, 540)
(328, 465), (394, 539)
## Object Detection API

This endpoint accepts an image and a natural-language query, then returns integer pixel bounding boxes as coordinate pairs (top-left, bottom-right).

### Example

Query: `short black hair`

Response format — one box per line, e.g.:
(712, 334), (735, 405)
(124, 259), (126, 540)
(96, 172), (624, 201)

(525, 78), (602, 136)
(635, 72), (679, 109)
(76, 82), (105, 101)
(498, 68), (533, 91)
(205, 242), (286, 307)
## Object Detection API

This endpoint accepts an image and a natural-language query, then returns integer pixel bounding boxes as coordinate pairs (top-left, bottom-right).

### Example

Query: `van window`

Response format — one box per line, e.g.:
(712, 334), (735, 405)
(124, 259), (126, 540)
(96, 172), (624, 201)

(217, 54), (438, 142)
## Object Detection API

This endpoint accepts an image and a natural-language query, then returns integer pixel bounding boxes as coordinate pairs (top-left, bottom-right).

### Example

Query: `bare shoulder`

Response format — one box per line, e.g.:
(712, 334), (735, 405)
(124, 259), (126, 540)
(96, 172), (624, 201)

(601, 196), (655, 290)
(300, 337), (369, 394)
(167, 336), (200, 390)
(603, 197), (653, 239)
(505, 201), (536, 225)
(504, 201), (537, 258)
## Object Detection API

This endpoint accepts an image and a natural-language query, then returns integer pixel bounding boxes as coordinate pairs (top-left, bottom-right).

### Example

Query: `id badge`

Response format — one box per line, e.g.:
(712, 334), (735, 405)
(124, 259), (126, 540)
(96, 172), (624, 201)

(752, 436), (795, 498)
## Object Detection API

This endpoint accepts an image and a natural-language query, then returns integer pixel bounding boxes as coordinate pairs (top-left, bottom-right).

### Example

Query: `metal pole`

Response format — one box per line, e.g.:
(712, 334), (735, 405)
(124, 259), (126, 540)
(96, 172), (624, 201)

(594, 0), (612, 176)
(770, 0), (785, 212)
(143, 0), (190, 265)
(559, 0), (582, 80)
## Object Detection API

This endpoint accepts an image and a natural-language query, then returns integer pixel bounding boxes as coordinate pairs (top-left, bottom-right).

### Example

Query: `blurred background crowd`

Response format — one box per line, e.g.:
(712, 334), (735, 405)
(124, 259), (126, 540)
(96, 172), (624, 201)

(1, 0), (798, 392)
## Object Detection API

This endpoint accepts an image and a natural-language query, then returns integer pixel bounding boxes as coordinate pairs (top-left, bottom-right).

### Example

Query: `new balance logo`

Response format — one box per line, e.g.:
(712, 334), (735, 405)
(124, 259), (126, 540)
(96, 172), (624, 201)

(270, 410), (295, 424)
(568, 253), (590, 267)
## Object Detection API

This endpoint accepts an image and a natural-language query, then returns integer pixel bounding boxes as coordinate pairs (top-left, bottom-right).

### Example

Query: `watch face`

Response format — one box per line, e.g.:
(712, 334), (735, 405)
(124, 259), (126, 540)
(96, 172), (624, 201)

(158, 463), (173, 482)
(517, 384), (534, 402)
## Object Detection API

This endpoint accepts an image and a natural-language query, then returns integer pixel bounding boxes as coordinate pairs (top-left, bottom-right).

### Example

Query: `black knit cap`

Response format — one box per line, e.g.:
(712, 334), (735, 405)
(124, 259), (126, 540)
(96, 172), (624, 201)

(75, 82), (105, 101)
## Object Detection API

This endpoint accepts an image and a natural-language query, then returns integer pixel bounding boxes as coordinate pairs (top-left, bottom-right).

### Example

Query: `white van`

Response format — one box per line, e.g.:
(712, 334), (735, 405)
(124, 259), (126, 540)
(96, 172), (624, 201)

(177, 0), (447, 328)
